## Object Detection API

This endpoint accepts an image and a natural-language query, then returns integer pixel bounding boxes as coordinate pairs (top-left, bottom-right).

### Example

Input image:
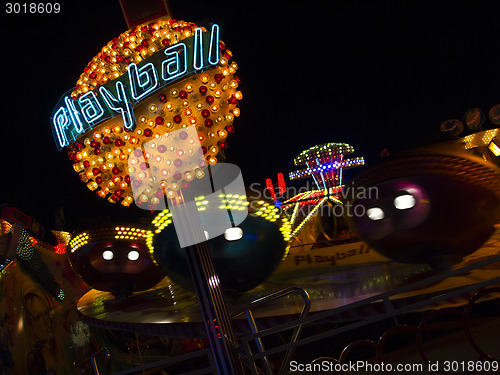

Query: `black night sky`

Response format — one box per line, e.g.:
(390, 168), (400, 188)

(2, 1), (499, 231)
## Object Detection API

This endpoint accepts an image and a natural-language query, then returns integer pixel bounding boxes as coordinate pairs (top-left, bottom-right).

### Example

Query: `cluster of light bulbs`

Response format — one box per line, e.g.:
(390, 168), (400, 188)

(251, 200), (292, 242)
(460, 128), (499, 149)
(68, 20), (242, 208)
(72, 20), (205, 97)
(69, 232), (90, 253)
(293, 143), (355, 165)
(114, 227), (149, 240)
(148, 197), (292, 246)
(216, 193), (249, 211)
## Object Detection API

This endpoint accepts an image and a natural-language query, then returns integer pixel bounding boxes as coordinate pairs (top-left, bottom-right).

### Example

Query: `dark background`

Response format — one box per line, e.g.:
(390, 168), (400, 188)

(1, 0), (499, 230)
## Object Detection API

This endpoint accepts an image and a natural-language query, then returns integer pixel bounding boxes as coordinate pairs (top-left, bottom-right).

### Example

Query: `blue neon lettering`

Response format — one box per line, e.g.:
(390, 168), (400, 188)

(78, 91), (104, 125)
(208, 24), (220, 65)
(53, 24), (223, 149)
(99, 81), (136, 131)
(64, 96), (84, 134)
(53, 107), (71, 148)
(193, 28), (204, 71)
(128, 62), (160, 101)
(161, 43), (187, 82)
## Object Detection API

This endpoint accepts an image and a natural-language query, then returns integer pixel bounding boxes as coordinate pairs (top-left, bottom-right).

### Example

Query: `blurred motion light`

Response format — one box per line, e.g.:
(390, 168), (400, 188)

(394, 194), (416, 210)
(367, 207), (385, 221)
(224, 227), (243, 241)
(127, 250), (140, 261)
(102, 250), (114, 260)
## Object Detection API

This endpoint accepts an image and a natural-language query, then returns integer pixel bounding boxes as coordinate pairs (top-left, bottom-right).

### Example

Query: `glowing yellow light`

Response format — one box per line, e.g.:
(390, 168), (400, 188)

(489, 138), (500, 156)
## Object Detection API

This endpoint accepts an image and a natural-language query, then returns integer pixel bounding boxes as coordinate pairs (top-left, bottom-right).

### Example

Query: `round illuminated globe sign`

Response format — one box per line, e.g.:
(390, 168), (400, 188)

(51, 20), (242, 208)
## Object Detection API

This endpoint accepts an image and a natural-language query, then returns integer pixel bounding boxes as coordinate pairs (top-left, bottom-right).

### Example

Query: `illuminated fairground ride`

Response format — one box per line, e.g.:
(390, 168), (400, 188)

(277, 142), (365, 252)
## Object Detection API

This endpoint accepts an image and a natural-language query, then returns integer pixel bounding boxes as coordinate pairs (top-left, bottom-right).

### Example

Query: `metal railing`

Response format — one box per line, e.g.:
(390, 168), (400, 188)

(231, 287), (311, 375)
(105, 253), (500, 375)
(236, 255), (500, 366)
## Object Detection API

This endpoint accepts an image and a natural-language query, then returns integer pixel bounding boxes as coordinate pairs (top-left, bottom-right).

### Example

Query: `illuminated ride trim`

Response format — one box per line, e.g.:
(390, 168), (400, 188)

(293, 143), (355, 165)
(289, 157), (365, 180)
(460, 128), (499, 150)
(70, 225), (154, 260)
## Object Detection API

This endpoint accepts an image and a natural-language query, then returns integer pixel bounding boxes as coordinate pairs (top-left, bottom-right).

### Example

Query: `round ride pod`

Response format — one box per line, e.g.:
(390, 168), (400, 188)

(349, 142), (500, 268)
(69, 224), (164, 296)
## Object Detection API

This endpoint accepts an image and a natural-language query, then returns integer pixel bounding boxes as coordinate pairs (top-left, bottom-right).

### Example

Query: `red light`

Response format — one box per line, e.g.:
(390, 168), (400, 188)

(54, 243), (67, 255)
(265, 178), (276, 201)
(277, 173), (286, 197)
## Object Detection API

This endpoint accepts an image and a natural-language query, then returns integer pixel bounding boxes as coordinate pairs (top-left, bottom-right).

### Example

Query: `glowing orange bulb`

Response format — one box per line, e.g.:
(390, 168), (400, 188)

(195, 169), (205, 179)
(73, 163), (84, 172)
(121, 197), (132, 207)
(200, 73), (209, 83)
(87, 181), (98, 191)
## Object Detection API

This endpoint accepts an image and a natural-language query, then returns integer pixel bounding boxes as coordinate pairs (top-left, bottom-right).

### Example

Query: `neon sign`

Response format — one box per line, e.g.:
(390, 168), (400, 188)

(51, 24), (220, 150)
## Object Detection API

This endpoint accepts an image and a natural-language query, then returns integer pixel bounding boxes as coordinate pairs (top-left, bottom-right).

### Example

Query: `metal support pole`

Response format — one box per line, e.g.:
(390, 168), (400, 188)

(169, 191), (245, 375)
